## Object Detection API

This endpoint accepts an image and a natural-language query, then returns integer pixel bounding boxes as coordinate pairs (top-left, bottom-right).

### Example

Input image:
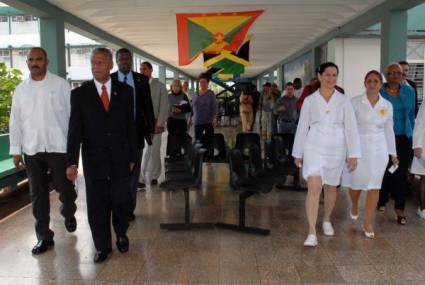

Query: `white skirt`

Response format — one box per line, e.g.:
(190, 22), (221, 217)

(302, 128), (346, 186)
(342, 134), (389, 190)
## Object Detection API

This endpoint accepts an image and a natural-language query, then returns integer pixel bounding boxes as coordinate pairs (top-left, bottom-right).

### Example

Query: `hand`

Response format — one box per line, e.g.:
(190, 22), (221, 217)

(129, 162), (135, 171)
(346, 158), (357, 172)
(278, 105), (286, 112)
(294, 158), (303, 168)
(414, 148), (423, 159)
(13, 155), (24, 169)
(154, 126), (165, 134)
(66, 165), (78, 183)
(391, 155), (399, 165)
(212, 118), (217, 128)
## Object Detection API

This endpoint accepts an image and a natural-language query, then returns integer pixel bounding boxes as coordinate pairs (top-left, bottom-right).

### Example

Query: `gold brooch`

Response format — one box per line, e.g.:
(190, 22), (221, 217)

(378, 107), (388, 118)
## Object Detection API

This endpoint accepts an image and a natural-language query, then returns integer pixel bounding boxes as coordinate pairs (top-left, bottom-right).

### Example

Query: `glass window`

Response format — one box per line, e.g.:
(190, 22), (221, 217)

(0, 49), (11, 67)
(0, 16), (8, 22)
(70, 47), (94, 66)
(12, 49), (30, 69)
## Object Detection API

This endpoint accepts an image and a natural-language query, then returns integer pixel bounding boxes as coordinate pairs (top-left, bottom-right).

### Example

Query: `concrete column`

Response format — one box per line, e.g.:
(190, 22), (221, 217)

(326, 39), (336, 63)
(158, 65), (166, 84)
(311, 47), (321, 80)
(39, 17), (66, 78)
(276, 66), (283, 89)
(269, 71), (274, 84)
(380, 9), (408, 72)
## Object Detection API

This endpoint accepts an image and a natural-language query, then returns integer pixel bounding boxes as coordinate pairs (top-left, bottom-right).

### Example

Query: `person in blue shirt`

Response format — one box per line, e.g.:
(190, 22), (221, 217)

(378, 63), (415, 225)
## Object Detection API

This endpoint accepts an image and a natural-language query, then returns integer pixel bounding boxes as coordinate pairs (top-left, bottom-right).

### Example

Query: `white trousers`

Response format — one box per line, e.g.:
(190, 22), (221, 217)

(141, 133), (162, 182)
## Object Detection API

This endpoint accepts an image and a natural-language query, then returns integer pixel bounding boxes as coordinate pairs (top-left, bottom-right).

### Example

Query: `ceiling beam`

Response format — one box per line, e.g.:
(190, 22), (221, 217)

(254, 0), (425, 79)
(2, 0), (195, 79)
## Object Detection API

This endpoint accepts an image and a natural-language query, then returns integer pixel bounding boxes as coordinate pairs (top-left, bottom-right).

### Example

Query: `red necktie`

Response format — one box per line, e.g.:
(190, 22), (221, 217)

(101, 85), (109, 112)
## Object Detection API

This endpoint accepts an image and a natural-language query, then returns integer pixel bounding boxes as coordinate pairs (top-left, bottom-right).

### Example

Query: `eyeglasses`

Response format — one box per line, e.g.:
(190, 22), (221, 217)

(386, 71), (402, 76)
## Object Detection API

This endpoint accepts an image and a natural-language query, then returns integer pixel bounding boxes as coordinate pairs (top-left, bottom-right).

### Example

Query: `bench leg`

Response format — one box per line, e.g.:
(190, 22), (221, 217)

(160, 188), (215, 231)
(216, 191), (270, 235)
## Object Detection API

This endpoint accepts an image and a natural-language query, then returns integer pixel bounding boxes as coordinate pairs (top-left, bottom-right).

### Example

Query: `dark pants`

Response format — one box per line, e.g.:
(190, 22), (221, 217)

(129, 148), (143, 214)
(167, 118), (188, 157)
(195, 123), (214, 157)
(85, 176), (130, 252)
(24, 152), (77, 241)
(251, 110), (257, 130)
(379, 135), (412, 210)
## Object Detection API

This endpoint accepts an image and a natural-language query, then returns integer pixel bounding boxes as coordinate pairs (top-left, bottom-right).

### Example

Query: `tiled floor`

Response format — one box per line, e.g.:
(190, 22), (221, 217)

(1, 131), (425, 284)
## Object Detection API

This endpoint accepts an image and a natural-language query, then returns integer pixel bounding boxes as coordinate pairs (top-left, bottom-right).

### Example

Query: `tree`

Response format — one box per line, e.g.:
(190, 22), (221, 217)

(0, 63), (22, 134)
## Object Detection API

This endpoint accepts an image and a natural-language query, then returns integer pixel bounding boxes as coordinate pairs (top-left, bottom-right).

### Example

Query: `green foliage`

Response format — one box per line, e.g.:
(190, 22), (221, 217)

(0, 63), (22, 134)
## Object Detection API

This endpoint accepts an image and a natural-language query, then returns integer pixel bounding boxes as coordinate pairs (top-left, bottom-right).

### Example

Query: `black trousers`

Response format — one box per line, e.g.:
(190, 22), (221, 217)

(195, 123), (214, 157)
(379, 135), (413, 210)
(129, 148), (143, 214)
(24, 152), (77, 241)
(166, 118), (188, 157)
(85, 175), (131, 252)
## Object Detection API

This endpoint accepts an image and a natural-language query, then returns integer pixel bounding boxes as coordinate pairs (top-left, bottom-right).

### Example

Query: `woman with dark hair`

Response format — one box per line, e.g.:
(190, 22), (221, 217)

(378, 63), (415, 225)
(342, 70), (398, 238)
(191, 73), (217, 157)
(166, 79), (191, 158)
(292, 62), (361, 247)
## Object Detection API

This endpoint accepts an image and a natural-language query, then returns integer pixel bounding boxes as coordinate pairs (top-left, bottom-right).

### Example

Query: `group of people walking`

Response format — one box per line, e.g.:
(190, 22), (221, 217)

(292, 61), (425, 247)
(7, 46), (425, 261)
(8, 47), (216, 262)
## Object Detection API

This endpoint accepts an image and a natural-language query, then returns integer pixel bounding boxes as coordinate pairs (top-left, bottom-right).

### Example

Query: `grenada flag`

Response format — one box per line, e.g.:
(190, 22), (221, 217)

(176, 10), (262, 66)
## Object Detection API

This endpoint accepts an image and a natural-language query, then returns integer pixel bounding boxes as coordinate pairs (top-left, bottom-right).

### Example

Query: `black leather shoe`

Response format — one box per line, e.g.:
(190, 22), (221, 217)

(128, 212), (135, 221)
(137, 182), (146, 189)
(116, 235), (129, 253)
(93, 250), (110, 263)
(65, 217), (77, 232)
(31, 240), (54, 255)
(151, 179), (158, 185)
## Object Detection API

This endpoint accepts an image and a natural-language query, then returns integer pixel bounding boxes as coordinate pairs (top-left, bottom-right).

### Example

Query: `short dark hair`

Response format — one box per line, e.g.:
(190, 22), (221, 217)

(198, 72), (211, 82)
(116, 48), (132, 59)
(293, 78), (302, 84)
(91, 47), (113, 61)
(141, 61), (153, 70)
(398, 60), (409, 66)
(29, 47), (47, 59)
(364, 70), (383, 83)
(318, 62), (339, 75)
(285, 82), (294, 87)
(263, 82), (271, 87)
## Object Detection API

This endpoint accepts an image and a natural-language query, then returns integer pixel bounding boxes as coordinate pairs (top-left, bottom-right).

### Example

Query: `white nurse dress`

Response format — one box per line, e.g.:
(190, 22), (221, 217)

(411, 101), (425, 176)
(292, 90), (361, 186)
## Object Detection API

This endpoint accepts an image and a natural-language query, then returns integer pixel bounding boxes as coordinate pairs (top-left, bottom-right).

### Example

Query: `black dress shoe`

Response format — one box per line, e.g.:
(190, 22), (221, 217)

(93, 250), (110, 263)
(128, 212), (135, 221)
(137, 182), (146, 189)
(151, 179), (158, 185)
(65, 217), (77, 232)
(32, 240), (54, 255)
(116, 235), (129, 253)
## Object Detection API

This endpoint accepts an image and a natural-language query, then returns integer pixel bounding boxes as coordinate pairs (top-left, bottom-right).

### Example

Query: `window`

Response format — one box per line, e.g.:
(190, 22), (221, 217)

(0, 16), (8, 22)
(70, 47), (94, 66)
(0, 49), (11, 67)
(408, 63), (424, 105)
(11, 15), (37, 22)
(12, 49), (30, 68)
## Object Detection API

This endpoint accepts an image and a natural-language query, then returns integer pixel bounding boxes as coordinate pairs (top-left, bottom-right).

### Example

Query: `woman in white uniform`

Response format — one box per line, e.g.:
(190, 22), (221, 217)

(292, 62), (361, 247)
(411, 101), (425, 219)
(342, 70), (398, 238)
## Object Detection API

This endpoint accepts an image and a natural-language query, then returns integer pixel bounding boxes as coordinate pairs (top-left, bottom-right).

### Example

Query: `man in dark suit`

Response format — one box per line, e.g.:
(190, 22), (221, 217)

(111, 48), (155, 221)
(399, 60), (419, 115)
(66, 48), (137, 263)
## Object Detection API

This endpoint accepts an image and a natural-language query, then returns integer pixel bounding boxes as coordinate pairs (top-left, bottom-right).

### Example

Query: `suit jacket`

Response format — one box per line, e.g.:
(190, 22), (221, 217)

(149, 78), (169, 127)
(111, 71), (155, 147)
(67, 79), (137, 179)
(406, 78), (419, 115)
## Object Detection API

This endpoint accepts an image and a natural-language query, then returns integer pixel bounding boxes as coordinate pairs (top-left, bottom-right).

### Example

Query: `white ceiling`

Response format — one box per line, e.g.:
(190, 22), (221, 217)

(47, 0), (384, 78)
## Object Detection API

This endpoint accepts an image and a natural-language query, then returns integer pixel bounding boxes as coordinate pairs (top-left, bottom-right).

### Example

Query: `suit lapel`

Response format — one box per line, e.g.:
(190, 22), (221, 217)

(87, 80), (108, 113)
(109, 81), (119, 112)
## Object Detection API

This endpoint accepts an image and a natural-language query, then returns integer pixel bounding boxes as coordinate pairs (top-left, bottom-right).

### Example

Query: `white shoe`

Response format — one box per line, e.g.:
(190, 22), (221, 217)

(303, 234), (318, 247)
(417, 208), (425, 220)
(322, 222), (335, 236)
(350, 209), (359, 221)
(361, 225), (375, 239)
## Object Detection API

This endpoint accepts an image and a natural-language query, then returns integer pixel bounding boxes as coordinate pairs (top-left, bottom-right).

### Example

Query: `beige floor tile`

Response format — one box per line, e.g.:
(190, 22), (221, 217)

(297, 265), (345, 283)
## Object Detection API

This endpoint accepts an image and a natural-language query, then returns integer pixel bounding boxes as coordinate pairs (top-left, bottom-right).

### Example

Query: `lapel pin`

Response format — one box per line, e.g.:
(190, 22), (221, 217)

(113, 91), (117, 96)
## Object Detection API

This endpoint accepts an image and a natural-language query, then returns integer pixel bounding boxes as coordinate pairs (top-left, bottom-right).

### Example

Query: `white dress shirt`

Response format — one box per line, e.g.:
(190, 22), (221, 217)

(9, 72), (71, 155)
(93, 78), (111, 99)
